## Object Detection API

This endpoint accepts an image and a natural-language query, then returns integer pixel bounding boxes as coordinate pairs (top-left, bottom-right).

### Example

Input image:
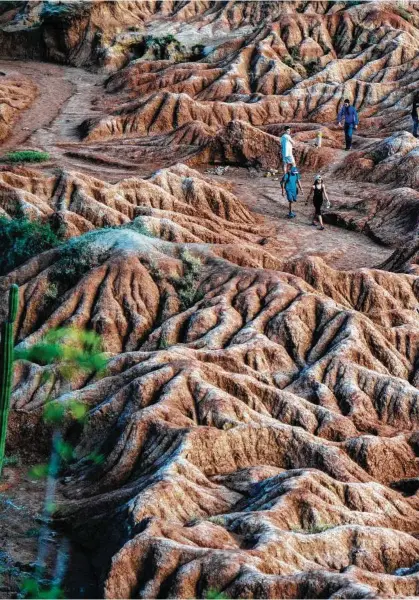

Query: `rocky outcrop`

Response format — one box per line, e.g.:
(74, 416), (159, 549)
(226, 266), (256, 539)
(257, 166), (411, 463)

(187, 120), (335, 170)
(325, 185), (419, 246)
(337, 133), (419, 191)
(3, 2), (417, 176)
(1, 162), (419, 598)
(326, 133), (419, 247)
(0, 164), (267, 245)
(377, 238), (419, 275)
(0, 72), (36, 142)
(2, 2), (419, 599)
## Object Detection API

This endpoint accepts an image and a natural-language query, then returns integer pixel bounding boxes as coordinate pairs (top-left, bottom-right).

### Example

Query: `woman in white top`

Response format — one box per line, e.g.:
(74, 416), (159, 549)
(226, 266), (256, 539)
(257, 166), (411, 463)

(281, 126), (296, 174)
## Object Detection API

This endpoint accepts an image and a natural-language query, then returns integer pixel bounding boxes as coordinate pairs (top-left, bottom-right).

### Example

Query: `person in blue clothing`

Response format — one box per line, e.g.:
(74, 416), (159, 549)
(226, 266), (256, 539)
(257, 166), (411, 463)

(281, 164), (303, 219)
(337, 99), (359, 150)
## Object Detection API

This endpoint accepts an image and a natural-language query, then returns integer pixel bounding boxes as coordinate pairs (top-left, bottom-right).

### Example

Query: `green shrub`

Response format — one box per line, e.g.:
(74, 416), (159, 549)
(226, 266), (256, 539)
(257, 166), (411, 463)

(208, 515), (226, 526)
(144, 34), (180, 49)
(148, 260), (164, 281)
(158, 333), (170, 350)
(48, 218), (152, 291)
(16, 327), (108, 599)
(25, 528), (40, 538)
(15, 327), (108, 375)
(39, 283), (60, 318)
(3, 150), (50, 163)
(343, 1), (365, 8)
(307, 523), (335, 533)
(51, 239), (101, 289)
(3, 454), (21, 467)
(205, 590), (228, 600)
(44, 283), (58, 300)
(124, 216), (153, 237)
(0, 217), (62, 276)
(395, 6), (412, 22)
(143, 34), (183, 59)
(289, 46), (300, 61)
(305, 59), (320, 77)
(171, 249), (203, 311)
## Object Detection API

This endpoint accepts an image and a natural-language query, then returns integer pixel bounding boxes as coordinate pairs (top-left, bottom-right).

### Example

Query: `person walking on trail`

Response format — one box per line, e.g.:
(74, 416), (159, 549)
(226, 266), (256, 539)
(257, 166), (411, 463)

(412, 93), (419, 138)
(338, 99), (359, 150)
(281, 164), (302, 219)
(281, 126), (296, 174)
(306, 174), (330, 230)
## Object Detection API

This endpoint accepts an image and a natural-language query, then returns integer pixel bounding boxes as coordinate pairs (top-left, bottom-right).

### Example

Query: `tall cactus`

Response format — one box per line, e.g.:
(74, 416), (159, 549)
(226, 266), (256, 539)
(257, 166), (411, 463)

(0, 284), (18, 476)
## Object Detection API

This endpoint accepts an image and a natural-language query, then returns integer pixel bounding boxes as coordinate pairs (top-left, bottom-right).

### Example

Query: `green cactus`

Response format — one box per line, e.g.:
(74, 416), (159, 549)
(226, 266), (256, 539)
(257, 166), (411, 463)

(0, 283), (18, 476)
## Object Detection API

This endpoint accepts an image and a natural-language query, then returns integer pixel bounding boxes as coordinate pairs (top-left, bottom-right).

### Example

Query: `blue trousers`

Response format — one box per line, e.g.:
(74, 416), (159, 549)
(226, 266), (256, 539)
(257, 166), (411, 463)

(344, 123), (354, 149)
(413, 116), (418, 138)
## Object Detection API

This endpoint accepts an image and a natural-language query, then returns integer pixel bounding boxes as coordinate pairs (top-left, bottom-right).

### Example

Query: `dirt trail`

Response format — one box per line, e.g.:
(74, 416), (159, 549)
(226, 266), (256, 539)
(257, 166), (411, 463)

(0, 61), (75, 150)
(217, 168), (393, 271)
(0, 59), (393, 271)
(0, 60), (145, 179)
(0, 60), (111, 171)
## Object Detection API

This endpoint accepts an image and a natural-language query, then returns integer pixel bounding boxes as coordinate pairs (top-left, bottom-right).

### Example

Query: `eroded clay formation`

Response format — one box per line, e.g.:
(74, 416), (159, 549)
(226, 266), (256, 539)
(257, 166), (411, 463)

(0, 1), (419, 599)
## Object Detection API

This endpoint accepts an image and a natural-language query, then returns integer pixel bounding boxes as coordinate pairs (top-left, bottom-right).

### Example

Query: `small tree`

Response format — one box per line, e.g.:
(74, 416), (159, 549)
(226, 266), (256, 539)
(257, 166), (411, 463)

(14, 327), (108, 598)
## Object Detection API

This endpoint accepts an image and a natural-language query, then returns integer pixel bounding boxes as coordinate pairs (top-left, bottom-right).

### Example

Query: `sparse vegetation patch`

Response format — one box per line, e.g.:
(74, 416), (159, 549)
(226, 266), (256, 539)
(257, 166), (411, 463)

(0, 217), (62, 276)
(291, 522), (337, 534)
(3, 150), (50, 163)
(142, 34), (184, 60)
(305, 59), (321, 77)
(171, 249), (203, 310)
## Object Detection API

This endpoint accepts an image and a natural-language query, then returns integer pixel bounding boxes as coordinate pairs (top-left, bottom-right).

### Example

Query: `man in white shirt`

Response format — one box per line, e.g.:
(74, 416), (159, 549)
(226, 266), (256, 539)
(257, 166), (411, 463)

(281, 126), (296, 174)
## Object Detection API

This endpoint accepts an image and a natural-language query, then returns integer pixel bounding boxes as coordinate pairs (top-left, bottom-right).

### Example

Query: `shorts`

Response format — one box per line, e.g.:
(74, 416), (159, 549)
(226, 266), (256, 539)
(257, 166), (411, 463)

(283, 155), (295, 165)
(286, 191), (298, 202)
(314, 200), (323, 216)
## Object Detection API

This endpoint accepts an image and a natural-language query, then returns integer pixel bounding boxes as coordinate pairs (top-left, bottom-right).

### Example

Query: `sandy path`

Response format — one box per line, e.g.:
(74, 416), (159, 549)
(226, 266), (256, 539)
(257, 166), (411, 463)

(0, 59), (394, 271)
(0, 60), (140, 179)
(0, 60), (113, 170)
(0, 60), (75, 150)
(216, 167), (393, 271)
